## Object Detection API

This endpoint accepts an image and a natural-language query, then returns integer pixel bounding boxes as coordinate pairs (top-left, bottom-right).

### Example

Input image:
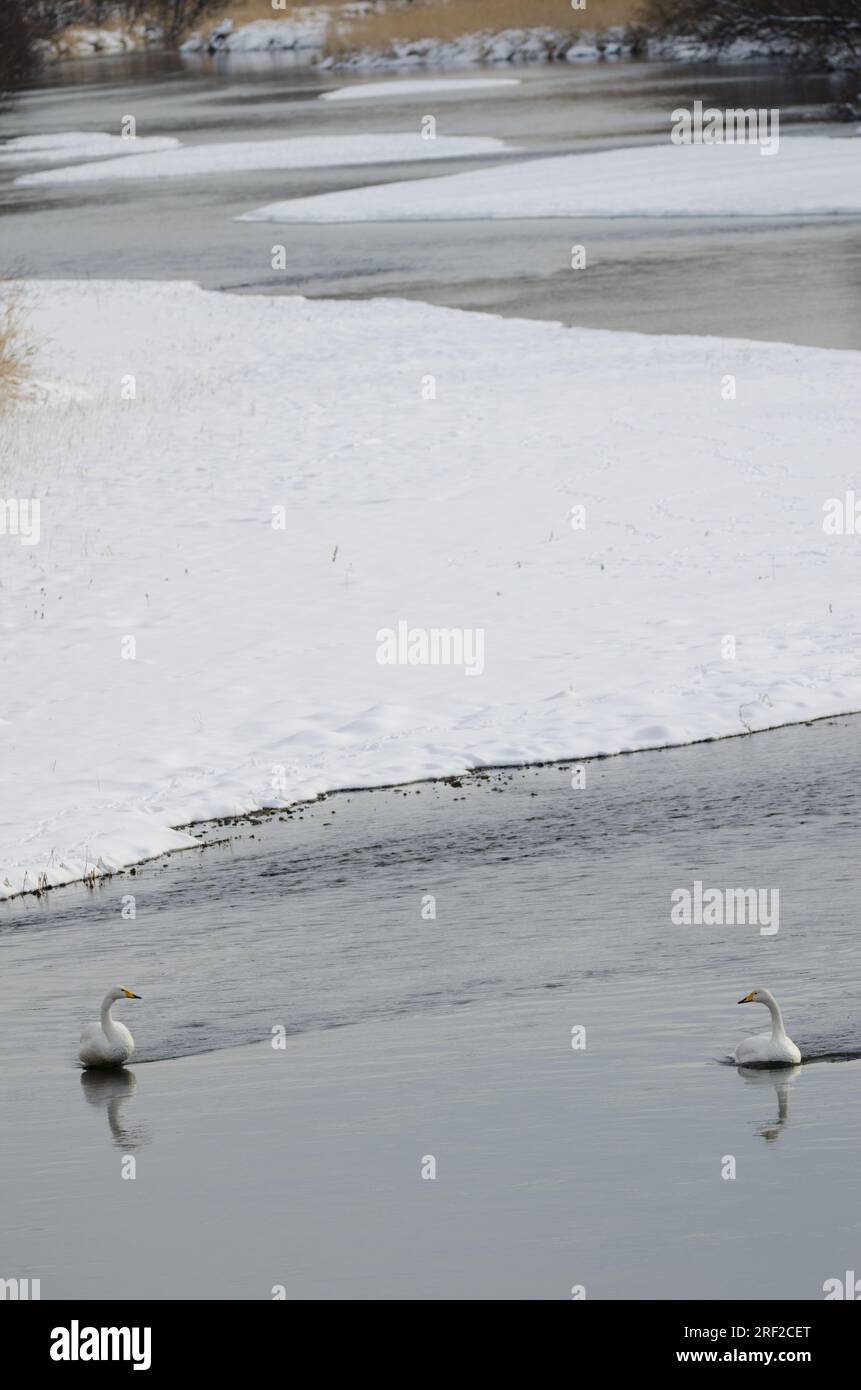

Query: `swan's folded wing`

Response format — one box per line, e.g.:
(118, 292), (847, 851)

(733, 1031), (770, 1063)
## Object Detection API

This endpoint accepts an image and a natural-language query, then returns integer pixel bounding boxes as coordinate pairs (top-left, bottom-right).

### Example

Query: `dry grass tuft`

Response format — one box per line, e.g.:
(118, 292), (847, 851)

(0, 286), (36, 412)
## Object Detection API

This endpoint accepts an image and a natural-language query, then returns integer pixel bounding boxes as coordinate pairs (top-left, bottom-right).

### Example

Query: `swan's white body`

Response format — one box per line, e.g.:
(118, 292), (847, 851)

(733, 988), (801, 1066)
(79, 987), (140, 1069)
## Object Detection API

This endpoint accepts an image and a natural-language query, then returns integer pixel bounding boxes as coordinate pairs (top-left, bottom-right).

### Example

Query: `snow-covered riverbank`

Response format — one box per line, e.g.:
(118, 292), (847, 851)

(179, 15), (792, 69)
(41, 6), (835, 73)
(3, 280), (860, 899)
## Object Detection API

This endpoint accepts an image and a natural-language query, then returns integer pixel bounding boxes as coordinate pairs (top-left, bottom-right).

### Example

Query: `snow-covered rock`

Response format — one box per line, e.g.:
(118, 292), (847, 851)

(186, 12), (329, 55)
(329, 26), (582, 71)
(38, 22), (164, 62)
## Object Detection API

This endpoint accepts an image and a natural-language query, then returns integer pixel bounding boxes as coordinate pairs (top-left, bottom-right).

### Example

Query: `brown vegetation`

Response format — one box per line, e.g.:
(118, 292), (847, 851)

(325, 0), (644, 52)
(0, 288), (36, 413)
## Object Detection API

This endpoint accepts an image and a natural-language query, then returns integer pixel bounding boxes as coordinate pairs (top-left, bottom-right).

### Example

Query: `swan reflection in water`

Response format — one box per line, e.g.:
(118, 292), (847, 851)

(80, 1067), (150, 1150)
(736, 1063), (801, 1142)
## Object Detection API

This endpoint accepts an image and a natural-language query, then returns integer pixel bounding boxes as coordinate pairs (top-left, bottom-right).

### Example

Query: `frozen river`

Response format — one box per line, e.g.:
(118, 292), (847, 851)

(1, 48), (859, 1299)
(1, 53), (859, 346)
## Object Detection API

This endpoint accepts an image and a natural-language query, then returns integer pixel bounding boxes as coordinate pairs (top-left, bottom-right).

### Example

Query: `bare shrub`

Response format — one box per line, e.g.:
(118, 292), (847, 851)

(643, 0), (861, 66)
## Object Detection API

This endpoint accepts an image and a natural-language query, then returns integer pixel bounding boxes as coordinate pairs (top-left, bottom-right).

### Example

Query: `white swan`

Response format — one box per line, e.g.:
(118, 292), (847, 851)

(733, 987), (801, 1066)
(79, 987), (141, 1069)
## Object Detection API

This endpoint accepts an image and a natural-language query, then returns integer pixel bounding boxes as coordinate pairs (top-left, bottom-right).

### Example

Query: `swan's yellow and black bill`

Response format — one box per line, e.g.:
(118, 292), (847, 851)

(737, 992), (756, 1004)
(121, 989), (142, 999)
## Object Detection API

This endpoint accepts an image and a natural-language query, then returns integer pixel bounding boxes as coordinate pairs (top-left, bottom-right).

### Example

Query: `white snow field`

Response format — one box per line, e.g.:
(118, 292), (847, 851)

(320, 78), (521, 100)
(0, 132), (180, 166)
(3, 280), (860, 898)
(239, 136), (861, 222)
(14, 133), (512, 188)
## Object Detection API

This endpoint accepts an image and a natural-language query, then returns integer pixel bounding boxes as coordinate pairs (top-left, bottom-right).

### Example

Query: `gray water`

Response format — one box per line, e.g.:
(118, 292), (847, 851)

(1, 52), (861, 1300)
(2, 717), (861, 1299)
(2, 56), (860, 346)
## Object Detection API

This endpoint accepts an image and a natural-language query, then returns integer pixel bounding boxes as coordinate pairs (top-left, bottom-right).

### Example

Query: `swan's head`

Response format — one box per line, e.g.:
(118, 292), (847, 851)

(108, 986), (141, 1002)
(738, 987), (774, 1007)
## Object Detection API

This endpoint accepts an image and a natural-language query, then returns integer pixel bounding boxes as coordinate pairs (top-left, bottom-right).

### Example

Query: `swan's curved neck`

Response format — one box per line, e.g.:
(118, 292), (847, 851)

(100, 995), (120, 1038)
(764, 996), (786, 1038)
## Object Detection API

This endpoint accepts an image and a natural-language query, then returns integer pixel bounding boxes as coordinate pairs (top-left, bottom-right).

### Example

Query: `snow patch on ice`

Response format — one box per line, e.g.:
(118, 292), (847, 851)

(0, 132), (180, 167)
(239, 137), (861, 223)
(320, 77), (521, 100)
(15, 134), (513, 188)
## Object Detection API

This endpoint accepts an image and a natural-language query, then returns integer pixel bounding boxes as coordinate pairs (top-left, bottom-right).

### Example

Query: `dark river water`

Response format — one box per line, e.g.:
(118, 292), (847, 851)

(2, 717), (861, 1298)
(0, 51), (860, 1299)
